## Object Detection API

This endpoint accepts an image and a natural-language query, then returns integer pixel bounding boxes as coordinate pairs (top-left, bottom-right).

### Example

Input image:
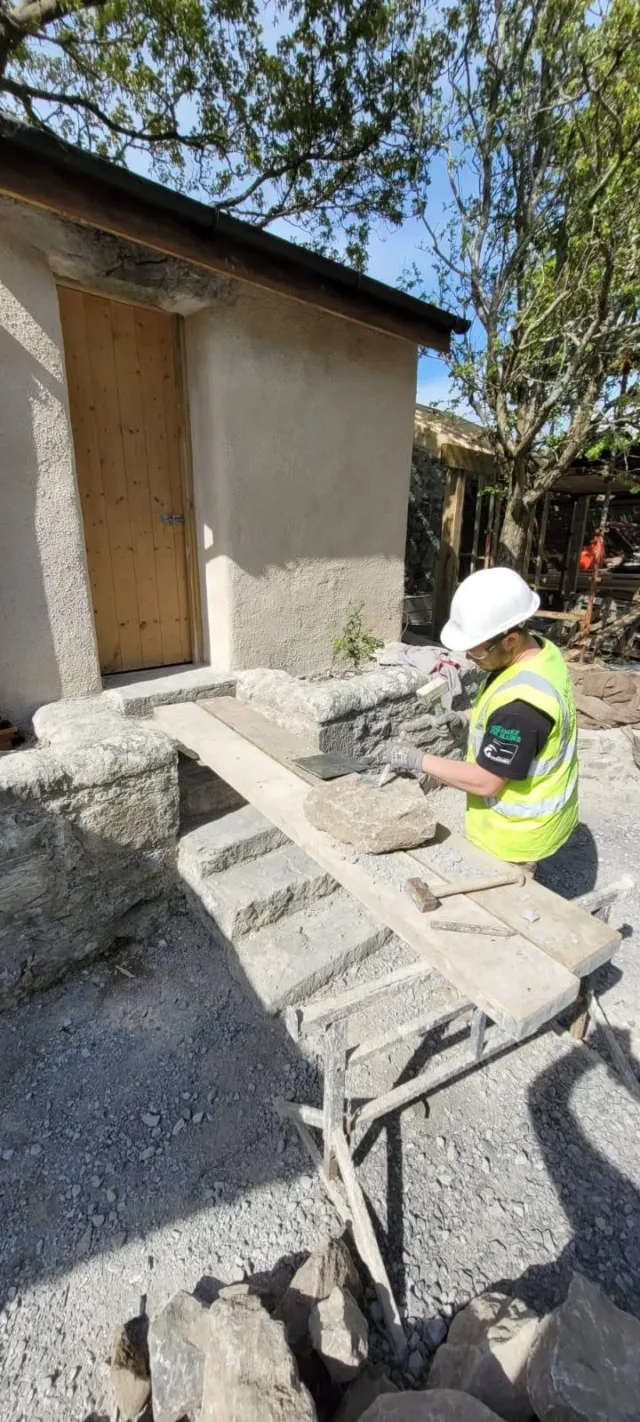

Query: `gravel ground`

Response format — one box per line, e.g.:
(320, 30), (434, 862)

(1, 732), (640, 1418)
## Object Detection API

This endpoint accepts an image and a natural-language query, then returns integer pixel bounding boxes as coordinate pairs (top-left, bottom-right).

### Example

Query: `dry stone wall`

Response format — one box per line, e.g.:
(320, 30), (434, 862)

(0, 698), (178, 1006)
(237, 665), (479, 762)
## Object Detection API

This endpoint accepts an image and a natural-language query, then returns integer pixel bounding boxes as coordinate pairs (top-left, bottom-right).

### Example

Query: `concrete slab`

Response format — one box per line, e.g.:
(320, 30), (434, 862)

(184, 844), (338, 939)
(179, 806), (288, 877)
(229, 892), (392, 1012)
(104, 667), (236, 718)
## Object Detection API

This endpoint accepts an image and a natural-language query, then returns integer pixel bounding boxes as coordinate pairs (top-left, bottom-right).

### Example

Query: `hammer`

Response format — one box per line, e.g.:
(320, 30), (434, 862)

(407, 868), (526, 913)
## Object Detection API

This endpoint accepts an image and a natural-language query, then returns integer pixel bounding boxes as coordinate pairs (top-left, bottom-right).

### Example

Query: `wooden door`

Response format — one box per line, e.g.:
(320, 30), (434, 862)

(58, 287), (193, 674)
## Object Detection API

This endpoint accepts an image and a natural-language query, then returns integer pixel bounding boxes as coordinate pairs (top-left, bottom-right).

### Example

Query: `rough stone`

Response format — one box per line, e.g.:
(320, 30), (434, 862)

(236, 664), (476, 761)
(0, 697), (178, 1005)
(358, 1391), (504, 1420)
(110, 1316), (151, 1421)
(274, 1237), (362, 1354)
(526, 1272), (640, 1422)
(304, 776), (437, 854)
(201, 1293), (317, 1421)
(333, 1366), (399, 1422)
(148, 1290), (210, 1422)
(428, 1291), (539, 1422)
(308, 1286), (368, 1384)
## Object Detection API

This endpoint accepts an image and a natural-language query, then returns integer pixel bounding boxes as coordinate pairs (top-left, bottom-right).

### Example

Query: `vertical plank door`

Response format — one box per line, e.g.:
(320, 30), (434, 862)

(58, 287), (192, 673)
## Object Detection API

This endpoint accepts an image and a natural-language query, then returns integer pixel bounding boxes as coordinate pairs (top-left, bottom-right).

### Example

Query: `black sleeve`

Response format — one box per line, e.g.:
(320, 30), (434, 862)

(476, 698), (554, 780)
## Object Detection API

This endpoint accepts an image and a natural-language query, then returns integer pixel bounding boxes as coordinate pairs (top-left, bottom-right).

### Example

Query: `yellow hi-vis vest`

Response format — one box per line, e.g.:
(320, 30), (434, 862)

(465, 637), (579, 862)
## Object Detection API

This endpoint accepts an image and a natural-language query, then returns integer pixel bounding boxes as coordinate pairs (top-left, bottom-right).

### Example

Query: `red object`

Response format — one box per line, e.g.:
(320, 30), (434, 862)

(579, 533), (606, 572)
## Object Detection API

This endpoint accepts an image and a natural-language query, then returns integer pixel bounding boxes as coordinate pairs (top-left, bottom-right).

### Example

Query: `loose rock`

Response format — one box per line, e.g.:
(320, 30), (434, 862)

(428, 1291), (539, 1422)
(110, 1316), (150, 1421)
(304, 776), (437, 854)
(333, 1365), (399, 1422)
(148, 1290), (209, 1422)
(527, 1272), (640, 1422)
(201, 1292), (317, 1421)
(309, 1286), (368, 1384)
(358, 1391), (505, 1420)
(274, 1236), (362, 1354)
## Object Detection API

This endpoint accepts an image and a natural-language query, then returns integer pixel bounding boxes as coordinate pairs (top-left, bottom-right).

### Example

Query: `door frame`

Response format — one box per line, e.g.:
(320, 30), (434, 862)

(58, 281), (204, 670)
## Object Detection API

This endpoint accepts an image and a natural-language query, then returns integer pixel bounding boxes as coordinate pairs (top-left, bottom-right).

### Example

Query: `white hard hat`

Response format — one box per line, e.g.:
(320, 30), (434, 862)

(441, 567), (540, 652)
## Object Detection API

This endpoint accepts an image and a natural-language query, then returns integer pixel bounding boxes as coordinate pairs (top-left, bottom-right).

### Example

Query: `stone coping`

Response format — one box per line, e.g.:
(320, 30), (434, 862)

(236, 665), (435, 726)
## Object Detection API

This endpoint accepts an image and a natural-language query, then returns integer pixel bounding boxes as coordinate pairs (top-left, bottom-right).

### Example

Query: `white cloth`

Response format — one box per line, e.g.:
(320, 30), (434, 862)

(374, 643), (463, 709)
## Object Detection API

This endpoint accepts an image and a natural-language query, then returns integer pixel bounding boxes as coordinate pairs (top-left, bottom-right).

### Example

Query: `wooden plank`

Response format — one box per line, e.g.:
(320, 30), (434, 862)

(291, 960), (435, 1033)
(412, 833), (619, 978)
(348, 1000), (472, 1066)
(109, 298), (163, 669)
(82, 291), (143, 672)
(470, 476), (485, 574)
(331, 1130), (406, 1358)
(155, 703), (579, 1041)
(202, 697), (320, 782)
(323, 1018), (347, 1180)
(354, 1025), (508, 1127)
(134, 306), (185, 667)
(58, 286), (121, 672)
(433, 468), (466, 634)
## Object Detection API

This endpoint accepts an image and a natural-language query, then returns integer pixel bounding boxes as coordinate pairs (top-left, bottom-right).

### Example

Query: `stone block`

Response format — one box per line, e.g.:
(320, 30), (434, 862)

(230, 893), (391, 1013)
(309, 1286), (368, 1384)
(190, 845), (338, 939)
(526, 1272), (640, 1422)
(358, 1391), (504, 1420)
(178, 753), (245, 823)
(428, 1291), (539, 1422)
(201, 1292), (317, 1421)
(305, 776), (437, 853)
(149, 1290), (210, 1422)
(179, 805), (287, 878)
(0, 698), (179, 1006)
(275, 1237), (363, 1354)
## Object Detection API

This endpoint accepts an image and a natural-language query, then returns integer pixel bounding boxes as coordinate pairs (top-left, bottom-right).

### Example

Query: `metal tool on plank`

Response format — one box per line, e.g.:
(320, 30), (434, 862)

(431, 919), (515, 937)
(407, 868), (526, 913)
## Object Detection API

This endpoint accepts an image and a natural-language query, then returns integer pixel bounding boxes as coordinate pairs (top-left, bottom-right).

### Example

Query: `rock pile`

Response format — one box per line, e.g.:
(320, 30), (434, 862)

(109, 1243), (640, 1422)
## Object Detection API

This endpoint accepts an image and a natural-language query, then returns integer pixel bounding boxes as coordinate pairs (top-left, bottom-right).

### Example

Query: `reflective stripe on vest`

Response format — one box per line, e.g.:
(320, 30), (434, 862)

(486, 766), (579, 819)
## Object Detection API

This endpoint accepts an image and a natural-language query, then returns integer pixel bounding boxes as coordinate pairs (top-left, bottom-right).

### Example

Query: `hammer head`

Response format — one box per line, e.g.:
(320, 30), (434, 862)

(407, 876), (439, 913)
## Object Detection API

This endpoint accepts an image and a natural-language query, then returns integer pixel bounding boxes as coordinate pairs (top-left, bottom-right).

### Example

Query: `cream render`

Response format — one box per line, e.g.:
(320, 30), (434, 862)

(0, 235), (101, 723)
(185, 285), (417, 675)
(1, 206), (419, 721)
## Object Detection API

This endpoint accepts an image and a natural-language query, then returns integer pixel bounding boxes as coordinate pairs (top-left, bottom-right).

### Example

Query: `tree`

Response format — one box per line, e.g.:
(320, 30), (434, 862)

(412, 0), (640, 564)
(0, 0), (441, 260)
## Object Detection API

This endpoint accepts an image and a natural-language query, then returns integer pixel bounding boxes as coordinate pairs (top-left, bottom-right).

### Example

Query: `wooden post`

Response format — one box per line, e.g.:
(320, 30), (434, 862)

(470, 475), (485, 573)
(332, 1129), (406, 1357)
(534, 494), (550, 589)
(562, 496), (591, 600)
(433, 468), (466, 633)
(323, 1018), (347, 1180)
(470, 1009), (487, 1061)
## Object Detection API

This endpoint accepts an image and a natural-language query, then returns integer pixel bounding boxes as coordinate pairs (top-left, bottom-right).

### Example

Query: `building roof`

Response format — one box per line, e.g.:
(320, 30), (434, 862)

(0, 115), (468, 351)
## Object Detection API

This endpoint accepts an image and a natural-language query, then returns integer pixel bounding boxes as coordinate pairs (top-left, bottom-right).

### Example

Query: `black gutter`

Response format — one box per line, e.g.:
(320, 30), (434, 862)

(0, 115), (469, 340)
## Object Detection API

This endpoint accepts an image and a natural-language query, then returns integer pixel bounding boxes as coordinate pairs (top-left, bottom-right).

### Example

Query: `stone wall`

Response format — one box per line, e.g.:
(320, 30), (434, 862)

(0, 699), (178, 1006)
(405, 446), (445, 598)
(237, 664), (479, 762)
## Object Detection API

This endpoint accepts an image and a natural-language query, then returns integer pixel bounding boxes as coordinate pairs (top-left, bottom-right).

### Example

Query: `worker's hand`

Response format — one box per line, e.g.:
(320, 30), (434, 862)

(380, 744), (425, 778)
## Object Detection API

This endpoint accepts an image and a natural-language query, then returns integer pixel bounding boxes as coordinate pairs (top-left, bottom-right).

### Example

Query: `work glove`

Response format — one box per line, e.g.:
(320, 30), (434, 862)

(379, 744), (425, 778)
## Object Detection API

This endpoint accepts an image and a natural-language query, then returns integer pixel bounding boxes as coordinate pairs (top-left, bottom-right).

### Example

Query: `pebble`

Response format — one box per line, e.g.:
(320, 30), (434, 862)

(172, 1119), (186, 1136)
(142, 1113), (161, 1128)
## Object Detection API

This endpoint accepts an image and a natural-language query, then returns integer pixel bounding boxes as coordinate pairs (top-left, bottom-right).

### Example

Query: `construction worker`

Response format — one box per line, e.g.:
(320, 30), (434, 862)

(381, 567), (579, 865)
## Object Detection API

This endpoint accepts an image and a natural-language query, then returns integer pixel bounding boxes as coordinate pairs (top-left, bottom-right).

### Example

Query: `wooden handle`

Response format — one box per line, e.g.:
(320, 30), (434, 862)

(437, 869), (525, 900)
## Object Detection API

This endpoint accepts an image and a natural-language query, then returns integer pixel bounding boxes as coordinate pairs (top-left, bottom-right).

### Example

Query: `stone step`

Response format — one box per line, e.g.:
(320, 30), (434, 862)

(183, 844), (338, 940)
(228, 893), (392, 1013)
(178, 806), (287, 877)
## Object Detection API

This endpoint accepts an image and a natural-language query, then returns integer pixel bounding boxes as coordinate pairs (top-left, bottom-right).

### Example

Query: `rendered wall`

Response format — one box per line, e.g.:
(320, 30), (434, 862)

(0, 233), (101, 723)
(185, 284), (417, 675)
